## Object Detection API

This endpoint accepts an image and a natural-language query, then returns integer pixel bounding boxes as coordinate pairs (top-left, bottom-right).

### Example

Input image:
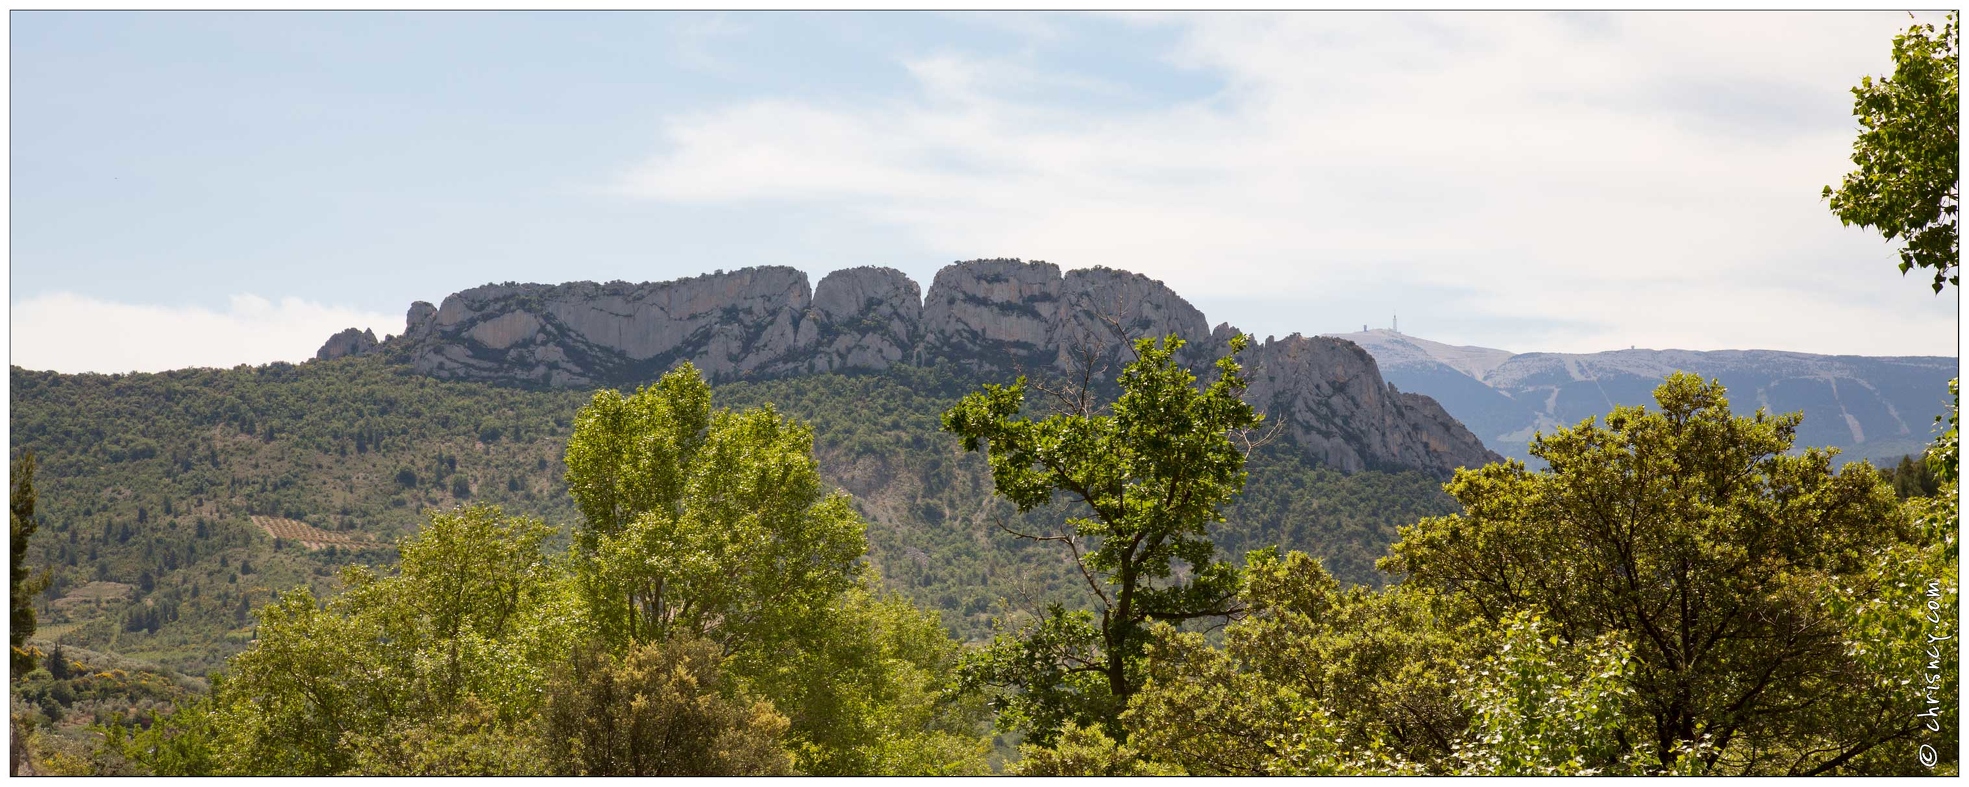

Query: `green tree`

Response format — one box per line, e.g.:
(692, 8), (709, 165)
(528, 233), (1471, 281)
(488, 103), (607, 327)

(11, 451), (48, 777)
(1006, 722), (1179, 776)
(562, 363), (988, 774)
(1884, 453), (1942, 498)
(124, 504), (573, 775)
(1825, 11), (1959, 292)
(1455, 612), (1695, 775)
(344, 697), (542, 776)
(1125, 549), (1482, 775)
(739, 583), (992, 776)
(563, 363), (864, 652)
(1385, 373), (1913, 773)
(11, 451), (42, 676)
(563, 363), (711, 550)
(1823, 379), (1958, 775)
(942, 334), (1261, 743)
(540, 637), (795, 776)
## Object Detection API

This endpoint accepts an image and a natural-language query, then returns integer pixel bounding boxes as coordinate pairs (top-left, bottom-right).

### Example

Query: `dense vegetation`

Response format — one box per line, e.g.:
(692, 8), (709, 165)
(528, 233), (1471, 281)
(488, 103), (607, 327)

(1015, 374), (1958, 776)
(11, 340), (1953, 775)
(4, 353), (1453, 768)
(8, 14), (1957, 773)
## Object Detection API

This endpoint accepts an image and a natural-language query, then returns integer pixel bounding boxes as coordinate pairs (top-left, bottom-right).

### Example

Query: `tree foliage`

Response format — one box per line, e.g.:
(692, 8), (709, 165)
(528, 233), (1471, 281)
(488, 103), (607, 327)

(559, 363), (987, 775)
(119, 504), (572, 775)
(12, 451), (44, 676)
(1125, 549), (1479, 775)
(11, 451), (46, 777)
(1386, 373), (1917, 773)
(1006, 722), (1179, 776)
(1823, 378), (1958, 775)
(1826, 11), (1959, 291)
(1454, 612), (1674, 775)
(565, 363), (866, 653)
(943, 334), (1260, 743)
(540, 637), (794, 776)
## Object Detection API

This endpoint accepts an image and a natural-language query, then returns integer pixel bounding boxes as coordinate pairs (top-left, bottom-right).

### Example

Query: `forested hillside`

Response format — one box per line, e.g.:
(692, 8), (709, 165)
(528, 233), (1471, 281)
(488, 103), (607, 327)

(7, 356), (1452, 680)
(9, 342), (1957, 775)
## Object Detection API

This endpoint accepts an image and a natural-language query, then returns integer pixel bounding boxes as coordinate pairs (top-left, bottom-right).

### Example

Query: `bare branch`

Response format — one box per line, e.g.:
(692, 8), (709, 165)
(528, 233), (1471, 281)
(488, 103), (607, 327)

(991, 513), (1112, 608)
(1232, 417), (1289, 458)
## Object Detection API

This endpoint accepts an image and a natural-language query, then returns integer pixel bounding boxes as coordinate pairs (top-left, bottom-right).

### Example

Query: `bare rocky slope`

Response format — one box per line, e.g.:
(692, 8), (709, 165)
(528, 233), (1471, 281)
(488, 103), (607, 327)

(321, 260), (1499, 477)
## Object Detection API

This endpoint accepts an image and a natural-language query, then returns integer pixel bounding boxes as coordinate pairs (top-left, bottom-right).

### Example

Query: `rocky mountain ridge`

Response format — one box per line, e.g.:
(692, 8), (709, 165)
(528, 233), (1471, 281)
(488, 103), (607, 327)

(1328, 328), (1958, 466)
(320, 260), (1499, 477)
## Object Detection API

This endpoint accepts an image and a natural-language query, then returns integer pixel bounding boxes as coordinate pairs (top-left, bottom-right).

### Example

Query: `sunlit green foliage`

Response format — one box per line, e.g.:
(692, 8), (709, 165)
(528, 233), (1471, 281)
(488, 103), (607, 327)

(1110, 373), (1953, 776)
(1826, 11), (1959, 291)
(116, 504), (573, 775)
(1455, 612), (1679, 775)
(1005, 722), (1179, 776)
(1387, 372), (1919, 774)
(1125, 549), (1479, 775)
(1823, 378), (1958, 775)
(559, 364), (989, 775)
(565, 364), (866, 652)
(944, 334), (1260, 744)
(541, 637), (794, 776)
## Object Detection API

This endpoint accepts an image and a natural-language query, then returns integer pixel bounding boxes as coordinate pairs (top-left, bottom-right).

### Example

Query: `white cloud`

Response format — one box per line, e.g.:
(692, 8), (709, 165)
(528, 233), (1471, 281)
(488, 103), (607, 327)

(10, 293), (398, 374)
(616, 11), (1958, 356)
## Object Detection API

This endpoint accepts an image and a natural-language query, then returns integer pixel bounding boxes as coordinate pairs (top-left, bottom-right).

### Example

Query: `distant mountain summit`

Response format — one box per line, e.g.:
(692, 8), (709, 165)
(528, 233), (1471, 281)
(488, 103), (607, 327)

(1327, 329), (1957, 466)
(318, 261), (1500, 477)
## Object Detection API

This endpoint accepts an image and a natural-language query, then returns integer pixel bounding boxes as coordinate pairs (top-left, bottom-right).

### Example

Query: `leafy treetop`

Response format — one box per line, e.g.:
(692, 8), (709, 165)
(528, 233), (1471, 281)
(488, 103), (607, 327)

(1826, 11), (1959, 292)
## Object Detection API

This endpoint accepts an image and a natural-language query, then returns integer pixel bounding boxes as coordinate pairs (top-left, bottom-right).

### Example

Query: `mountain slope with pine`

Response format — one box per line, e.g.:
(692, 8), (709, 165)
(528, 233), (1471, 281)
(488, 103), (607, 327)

(9, 356), (1456, 687)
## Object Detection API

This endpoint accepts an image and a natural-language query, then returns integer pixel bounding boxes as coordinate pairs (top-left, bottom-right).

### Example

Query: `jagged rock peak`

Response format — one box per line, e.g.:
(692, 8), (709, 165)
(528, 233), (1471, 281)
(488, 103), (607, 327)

(919, 259), (1213, 372)
(808, 266), (923, 373)
(403, 267), (816, 388)
(349, 261), (1499, 477)
(315, 327), (379, 361)
(405, 301), (439, 340)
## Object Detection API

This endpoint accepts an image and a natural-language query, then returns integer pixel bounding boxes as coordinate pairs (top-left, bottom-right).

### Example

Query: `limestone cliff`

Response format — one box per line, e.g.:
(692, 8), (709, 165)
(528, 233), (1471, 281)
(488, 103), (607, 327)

(917, 260), (1213, 374)
(400, 267), (814, 388)
(808, 266), (922, 373)
(1241, 334), (1498, 474)
(350, 259), (1500, 476)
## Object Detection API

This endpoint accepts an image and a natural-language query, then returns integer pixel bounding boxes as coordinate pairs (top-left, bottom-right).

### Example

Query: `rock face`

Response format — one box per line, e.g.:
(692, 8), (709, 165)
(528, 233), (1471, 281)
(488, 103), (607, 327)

(1241, 335), (1499, 474)
(400, 268), (815, 388)
(808, 266), (922, 373)
(316, 328), (379, 361)
(919, 260), (1214, 374)
(358, 259), (1499, 476)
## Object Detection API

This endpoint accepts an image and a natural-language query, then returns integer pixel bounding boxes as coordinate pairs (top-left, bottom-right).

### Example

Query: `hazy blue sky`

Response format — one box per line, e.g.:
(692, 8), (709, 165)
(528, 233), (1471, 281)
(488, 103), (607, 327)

(10, 10), (1959, 372)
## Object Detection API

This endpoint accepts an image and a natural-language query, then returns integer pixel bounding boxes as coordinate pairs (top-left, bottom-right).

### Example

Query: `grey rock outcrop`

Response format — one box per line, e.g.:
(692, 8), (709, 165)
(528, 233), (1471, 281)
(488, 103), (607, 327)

(807, 266), (921, 373)
(1240, 334), (1501, 475)
(403, 267), (815, 388)
(918, 259), (1212, 373)
(405, 301), (439, 340)
(315, 328), (379, 361)
(356, 259), (1499, 476)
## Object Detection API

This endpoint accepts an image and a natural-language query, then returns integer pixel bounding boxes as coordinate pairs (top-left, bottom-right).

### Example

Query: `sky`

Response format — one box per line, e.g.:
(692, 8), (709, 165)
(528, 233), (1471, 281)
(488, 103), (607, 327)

(9, 10), (1960, 373)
